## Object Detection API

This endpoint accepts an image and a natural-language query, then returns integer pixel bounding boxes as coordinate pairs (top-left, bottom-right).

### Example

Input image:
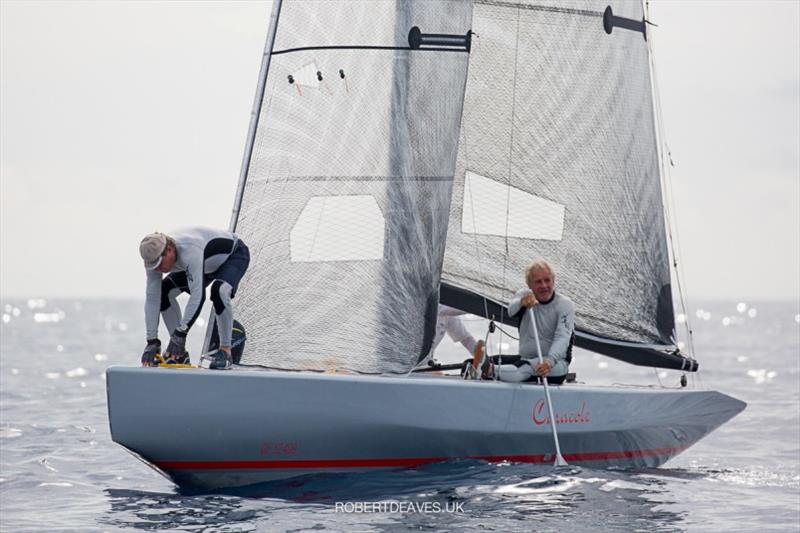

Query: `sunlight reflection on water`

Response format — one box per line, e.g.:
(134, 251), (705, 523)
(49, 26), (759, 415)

(0, 299), (798, 532)
(745, 369), (778, 384)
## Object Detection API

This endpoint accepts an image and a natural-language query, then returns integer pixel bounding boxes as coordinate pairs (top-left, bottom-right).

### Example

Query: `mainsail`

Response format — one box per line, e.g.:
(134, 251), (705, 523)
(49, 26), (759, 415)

(230, 0), (473, 373)
(440, 0), (697, 371)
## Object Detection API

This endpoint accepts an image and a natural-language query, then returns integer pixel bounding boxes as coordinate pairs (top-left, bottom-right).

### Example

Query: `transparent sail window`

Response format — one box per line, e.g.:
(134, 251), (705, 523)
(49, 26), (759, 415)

(290, 61), (321, 89)
(290, 195), (385, 262)
(461, 171), (565, 241)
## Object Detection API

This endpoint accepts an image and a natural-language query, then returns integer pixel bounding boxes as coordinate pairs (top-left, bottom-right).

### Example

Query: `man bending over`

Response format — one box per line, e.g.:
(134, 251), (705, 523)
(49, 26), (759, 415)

(138, 227), (250, 370)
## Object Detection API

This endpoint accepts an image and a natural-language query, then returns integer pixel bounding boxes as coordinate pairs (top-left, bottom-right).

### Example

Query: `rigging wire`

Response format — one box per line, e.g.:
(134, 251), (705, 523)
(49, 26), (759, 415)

(454, 56), (509, 368)
(645, 1), (699, 390)
(460, 32), (495, 332)
(652, 366), (664, 387)
(493, 323), (520, 341)
(498, 6), (523, 360)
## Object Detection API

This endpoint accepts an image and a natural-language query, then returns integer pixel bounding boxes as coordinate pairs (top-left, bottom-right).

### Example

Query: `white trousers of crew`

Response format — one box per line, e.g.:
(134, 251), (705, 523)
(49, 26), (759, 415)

(431, 305), (478, 355)
(495, 358), (568, 383)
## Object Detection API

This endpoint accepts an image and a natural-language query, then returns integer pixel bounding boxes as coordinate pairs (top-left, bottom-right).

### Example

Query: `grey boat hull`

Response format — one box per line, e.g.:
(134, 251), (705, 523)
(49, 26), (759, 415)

(106, 367), (745, 490)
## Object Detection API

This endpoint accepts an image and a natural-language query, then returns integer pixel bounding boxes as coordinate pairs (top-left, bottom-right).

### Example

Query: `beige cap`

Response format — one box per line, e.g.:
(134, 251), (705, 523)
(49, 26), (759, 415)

(140, 233), (167, 270)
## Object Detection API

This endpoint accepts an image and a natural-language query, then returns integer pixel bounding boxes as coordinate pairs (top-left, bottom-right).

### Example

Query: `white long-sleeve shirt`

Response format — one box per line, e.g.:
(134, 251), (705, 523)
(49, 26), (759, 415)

(507, 289), (575, 376)
(144, 226), (238, 340)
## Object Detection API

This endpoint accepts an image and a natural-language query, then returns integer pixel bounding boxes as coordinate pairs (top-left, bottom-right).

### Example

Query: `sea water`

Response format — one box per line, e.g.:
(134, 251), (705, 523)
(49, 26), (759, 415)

(0, 299), (798, 532)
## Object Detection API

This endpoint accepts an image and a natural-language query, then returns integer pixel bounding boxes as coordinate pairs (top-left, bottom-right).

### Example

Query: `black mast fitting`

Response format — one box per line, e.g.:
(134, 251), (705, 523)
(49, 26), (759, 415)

(603, 6), (647, 41)
(408, 26), (472, 52)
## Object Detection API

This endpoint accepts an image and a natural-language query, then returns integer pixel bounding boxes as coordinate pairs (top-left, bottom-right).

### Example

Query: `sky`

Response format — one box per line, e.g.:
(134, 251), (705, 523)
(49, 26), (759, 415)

(1, 0), (798, 302)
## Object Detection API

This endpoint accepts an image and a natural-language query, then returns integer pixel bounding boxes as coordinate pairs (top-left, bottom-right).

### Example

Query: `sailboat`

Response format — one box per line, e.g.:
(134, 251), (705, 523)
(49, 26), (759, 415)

(106, 0), (745, 491)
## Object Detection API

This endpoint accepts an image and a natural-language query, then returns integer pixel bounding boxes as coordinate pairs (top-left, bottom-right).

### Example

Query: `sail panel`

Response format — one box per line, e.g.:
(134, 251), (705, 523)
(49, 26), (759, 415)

(232, 0), (473, 373)
(443, 0), (676, 347)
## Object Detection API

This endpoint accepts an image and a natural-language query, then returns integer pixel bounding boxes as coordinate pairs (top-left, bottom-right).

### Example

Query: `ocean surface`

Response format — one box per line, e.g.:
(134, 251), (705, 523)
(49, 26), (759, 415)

(0, 298), (798, 532)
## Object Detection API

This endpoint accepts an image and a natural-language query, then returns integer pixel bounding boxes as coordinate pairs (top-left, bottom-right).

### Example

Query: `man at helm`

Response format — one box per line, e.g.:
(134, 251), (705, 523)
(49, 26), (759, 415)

(468, 259), (575, 383)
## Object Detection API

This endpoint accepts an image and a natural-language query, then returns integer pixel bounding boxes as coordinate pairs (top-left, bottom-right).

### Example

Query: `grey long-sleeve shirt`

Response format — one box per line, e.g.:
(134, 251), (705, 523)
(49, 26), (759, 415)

(507, 289), (575, 376)
(145, 226), (238, 340)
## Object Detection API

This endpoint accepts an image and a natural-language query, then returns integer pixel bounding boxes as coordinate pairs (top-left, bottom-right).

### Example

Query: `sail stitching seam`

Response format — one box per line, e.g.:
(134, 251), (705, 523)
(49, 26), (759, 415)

(476, 0), (601, 18)
(272, 45), (469, 56)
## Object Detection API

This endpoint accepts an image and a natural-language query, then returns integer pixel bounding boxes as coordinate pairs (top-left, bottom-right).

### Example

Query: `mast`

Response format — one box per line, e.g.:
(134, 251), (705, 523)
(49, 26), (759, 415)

(229, 0), (283, 232)
(204, 1), (283, 354)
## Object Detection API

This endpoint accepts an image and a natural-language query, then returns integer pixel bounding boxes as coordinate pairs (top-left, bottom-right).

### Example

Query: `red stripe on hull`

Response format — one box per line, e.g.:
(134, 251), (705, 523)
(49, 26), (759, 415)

(156, 446), (687, 471)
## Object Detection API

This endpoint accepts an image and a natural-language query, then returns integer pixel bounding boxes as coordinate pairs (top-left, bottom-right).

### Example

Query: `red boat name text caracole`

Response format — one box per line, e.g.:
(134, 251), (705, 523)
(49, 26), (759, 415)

(532, 400), (590, 426)
(260, 441), (299, 456)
